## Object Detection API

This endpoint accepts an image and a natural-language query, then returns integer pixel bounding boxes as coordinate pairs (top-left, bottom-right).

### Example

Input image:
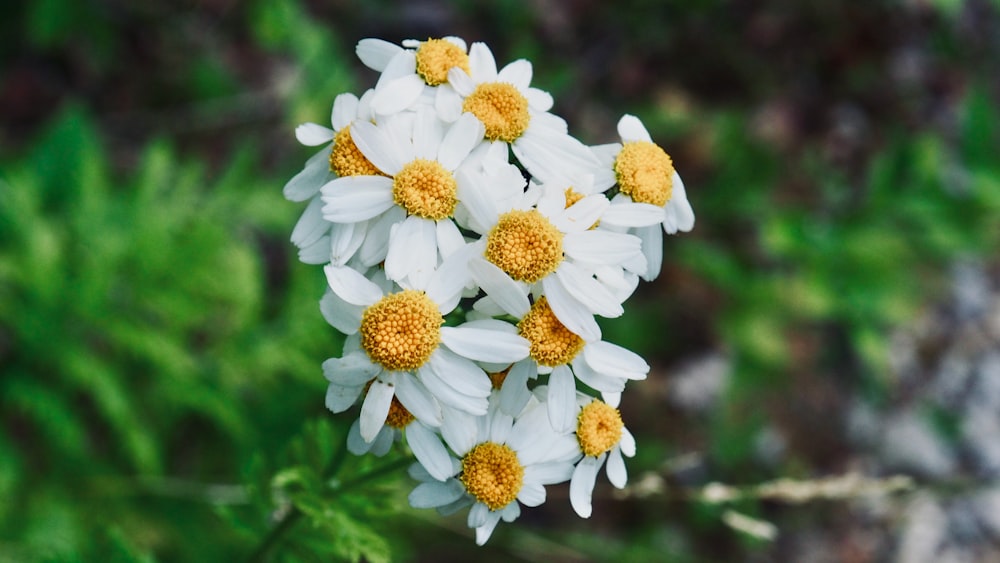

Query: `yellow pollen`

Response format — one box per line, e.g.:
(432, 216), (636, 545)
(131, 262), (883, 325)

(488, 366), (512, 390)
(484, 209), (563, 283)
(459, 442), (524, 511)
(392, 159), (458, 220)
(359, 290), (443, 371)
(415, 38), (470, 86)
(462, 82), (530, 142)
(517, 297), (584, 367)
(576, 400), (624, 457)
(614, 141), (675, 207)
(330, 126), (384, 177)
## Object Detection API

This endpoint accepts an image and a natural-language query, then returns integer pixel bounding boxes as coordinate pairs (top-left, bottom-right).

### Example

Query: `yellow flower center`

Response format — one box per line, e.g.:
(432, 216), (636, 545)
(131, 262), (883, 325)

(462, 82), (530, 142)
(460, 442), (524, 511)
(415, 38), (470, 86)
(392, 159), (458, 221)
(484, 209), (563, 283)
(359, 290), (443, 371)
(330, 125), (384, 177)
(487, 366), (511, 390)
(576, 400), (623, 457)
(517, 297), (584, 367)
(614, 141), (674, 207)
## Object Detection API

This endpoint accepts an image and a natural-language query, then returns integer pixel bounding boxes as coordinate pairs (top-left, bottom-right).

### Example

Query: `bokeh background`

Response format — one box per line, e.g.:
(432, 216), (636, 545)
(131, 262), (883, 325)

(3, 0), (1000, 561)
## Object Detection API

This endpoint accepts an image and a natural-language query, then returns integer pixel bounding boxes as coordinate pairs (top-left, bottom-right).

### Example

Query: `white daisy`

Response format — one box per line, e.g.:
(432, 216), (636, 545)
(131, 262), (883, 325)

(284, 90), (384, 265)
(482, 294), (649, 432)
(566, 393), (636, 518)
(320, 108), (490, 286)
(593, 114), (695, 281)
(442, 42), (607, 187)
(407, 395), (579, 545)
(463, 179), (645, 341)
(356, 37), (473, 117)
(321, 251), (530, 440)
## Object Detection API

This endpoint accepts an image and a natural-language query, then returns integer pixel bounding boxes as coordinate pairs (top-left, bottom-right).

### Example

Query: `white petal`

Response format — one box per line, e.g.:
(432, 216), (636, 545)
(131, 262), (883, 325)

(571, 355), (626, 393)
(601, 202), (666, 228)
(563, 230), (642, 267)
(668, 172), (695, 233)
(384, 216), (436, 284)
(456, 170), (499, 235)
(322, 353), (379, 386)
(419, 366), (488, 416)
(498, 360), (534, 416)
(423, 242), (475, 312)
(635, 223), (663, 282)
(570, 456), (602, 518)
(468, 42), (497, 82)
(319, 289), (364, 334)
(441, 326), (529, 363)
(324, 263), (384, 306)
(320, 176), (395, 222)
(541, 275), (601, 342)
(428, 348), (492, 398)
(376, 49), (416, 84)
(446, 67), (476, 96)
(601, 391), (621, 407)
(325, 382), (363, 413)
(394, 374), (443, 427)
(516, 481), (546, 507)
(620, 427), (636, 457)
(329, 221), (366, 267)
(547, 366), (578, 433)
(295, 123), (335, 146)
(606, 446), (628, 488)
(346, 120), (404, 176)
(360, 380), (394, 442)
(438, 113), (485, 171)
(412, 107), (445, 160)
(358, 205), (405, 267)
(435, 219), (465, 258)
(617, 114), (652, 143)
(525, 87), (553, 111)
(356, 38), (403, 71)
(525, 460), (575, 485)
(500, 502), (520, 522)
(331, 92), (359, 130)
(409, 479), (465, 508)
(406, 422), (454, 481)
(497, 59), (532, 90)
(283, 148), (330, 202)
(373, 74), (426, 116)
(290, 196), (328, 248)
(297, 235), (331, 265)
(370, 426), (394, 456)
(475, 511), (503, 546)
(583, 340), (649, 380)
(440, 406), (479, 455)
(468, 501), (489, 528)
(347, 419), (374, 455)
(550, 194), (609, 233)
(468, 257), (530, 318)
(435, 84), (464, 121)
(554, 262), (624, 319)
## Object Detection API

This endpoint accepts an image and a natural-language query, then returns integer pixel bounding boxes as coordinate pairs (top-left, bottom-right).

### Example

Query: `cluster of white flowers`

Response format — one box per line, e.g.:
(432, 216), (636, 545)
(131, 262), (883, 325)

(284, 36), (693, 545)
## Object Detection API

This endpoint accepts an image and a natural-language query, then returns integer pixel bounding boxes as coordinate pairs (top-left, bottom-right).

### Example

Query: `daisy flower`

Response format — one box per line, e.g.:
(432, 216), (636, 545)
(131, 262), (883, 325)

(478, 293), (650, 432)
(567, 394), (636, 518)
(593, 114), (695, 281)
(320, 108), (491, 286)
(356, 37), (473, 117)
(284, 90), (388, 266)
(407, 395), (580, 545)
(442, 42), (607, 187)
(321, 252), (530, 442)
(463, 179), (644, 341)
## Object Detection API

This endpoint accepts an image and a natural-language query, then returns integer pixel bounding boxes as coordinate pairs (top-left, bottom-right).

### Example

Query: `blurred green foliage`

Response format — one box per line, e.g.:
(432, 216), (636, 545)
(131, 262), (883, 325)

(2, 0), (1000, 561)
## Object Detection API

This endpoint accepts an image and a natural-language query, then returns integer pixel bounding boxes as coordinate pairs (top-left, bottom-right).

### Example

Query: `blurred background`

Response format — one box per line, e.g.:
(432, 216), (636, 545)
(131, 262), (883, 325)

(2, 0), (1000, 561)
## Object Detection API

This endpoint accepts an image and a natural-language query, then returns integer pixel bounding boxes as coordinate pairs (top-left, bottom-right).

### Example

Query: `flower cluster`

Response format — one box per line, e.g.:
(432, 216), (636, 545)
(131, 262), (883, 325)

(284, 36), (693, 545)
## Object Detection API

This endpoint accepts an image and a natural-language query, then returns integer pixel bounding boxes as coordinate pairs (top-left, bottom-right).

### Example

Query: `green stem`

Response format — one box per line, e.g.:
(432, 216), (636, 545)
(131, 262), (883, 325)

(246, 437), (412, 562)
